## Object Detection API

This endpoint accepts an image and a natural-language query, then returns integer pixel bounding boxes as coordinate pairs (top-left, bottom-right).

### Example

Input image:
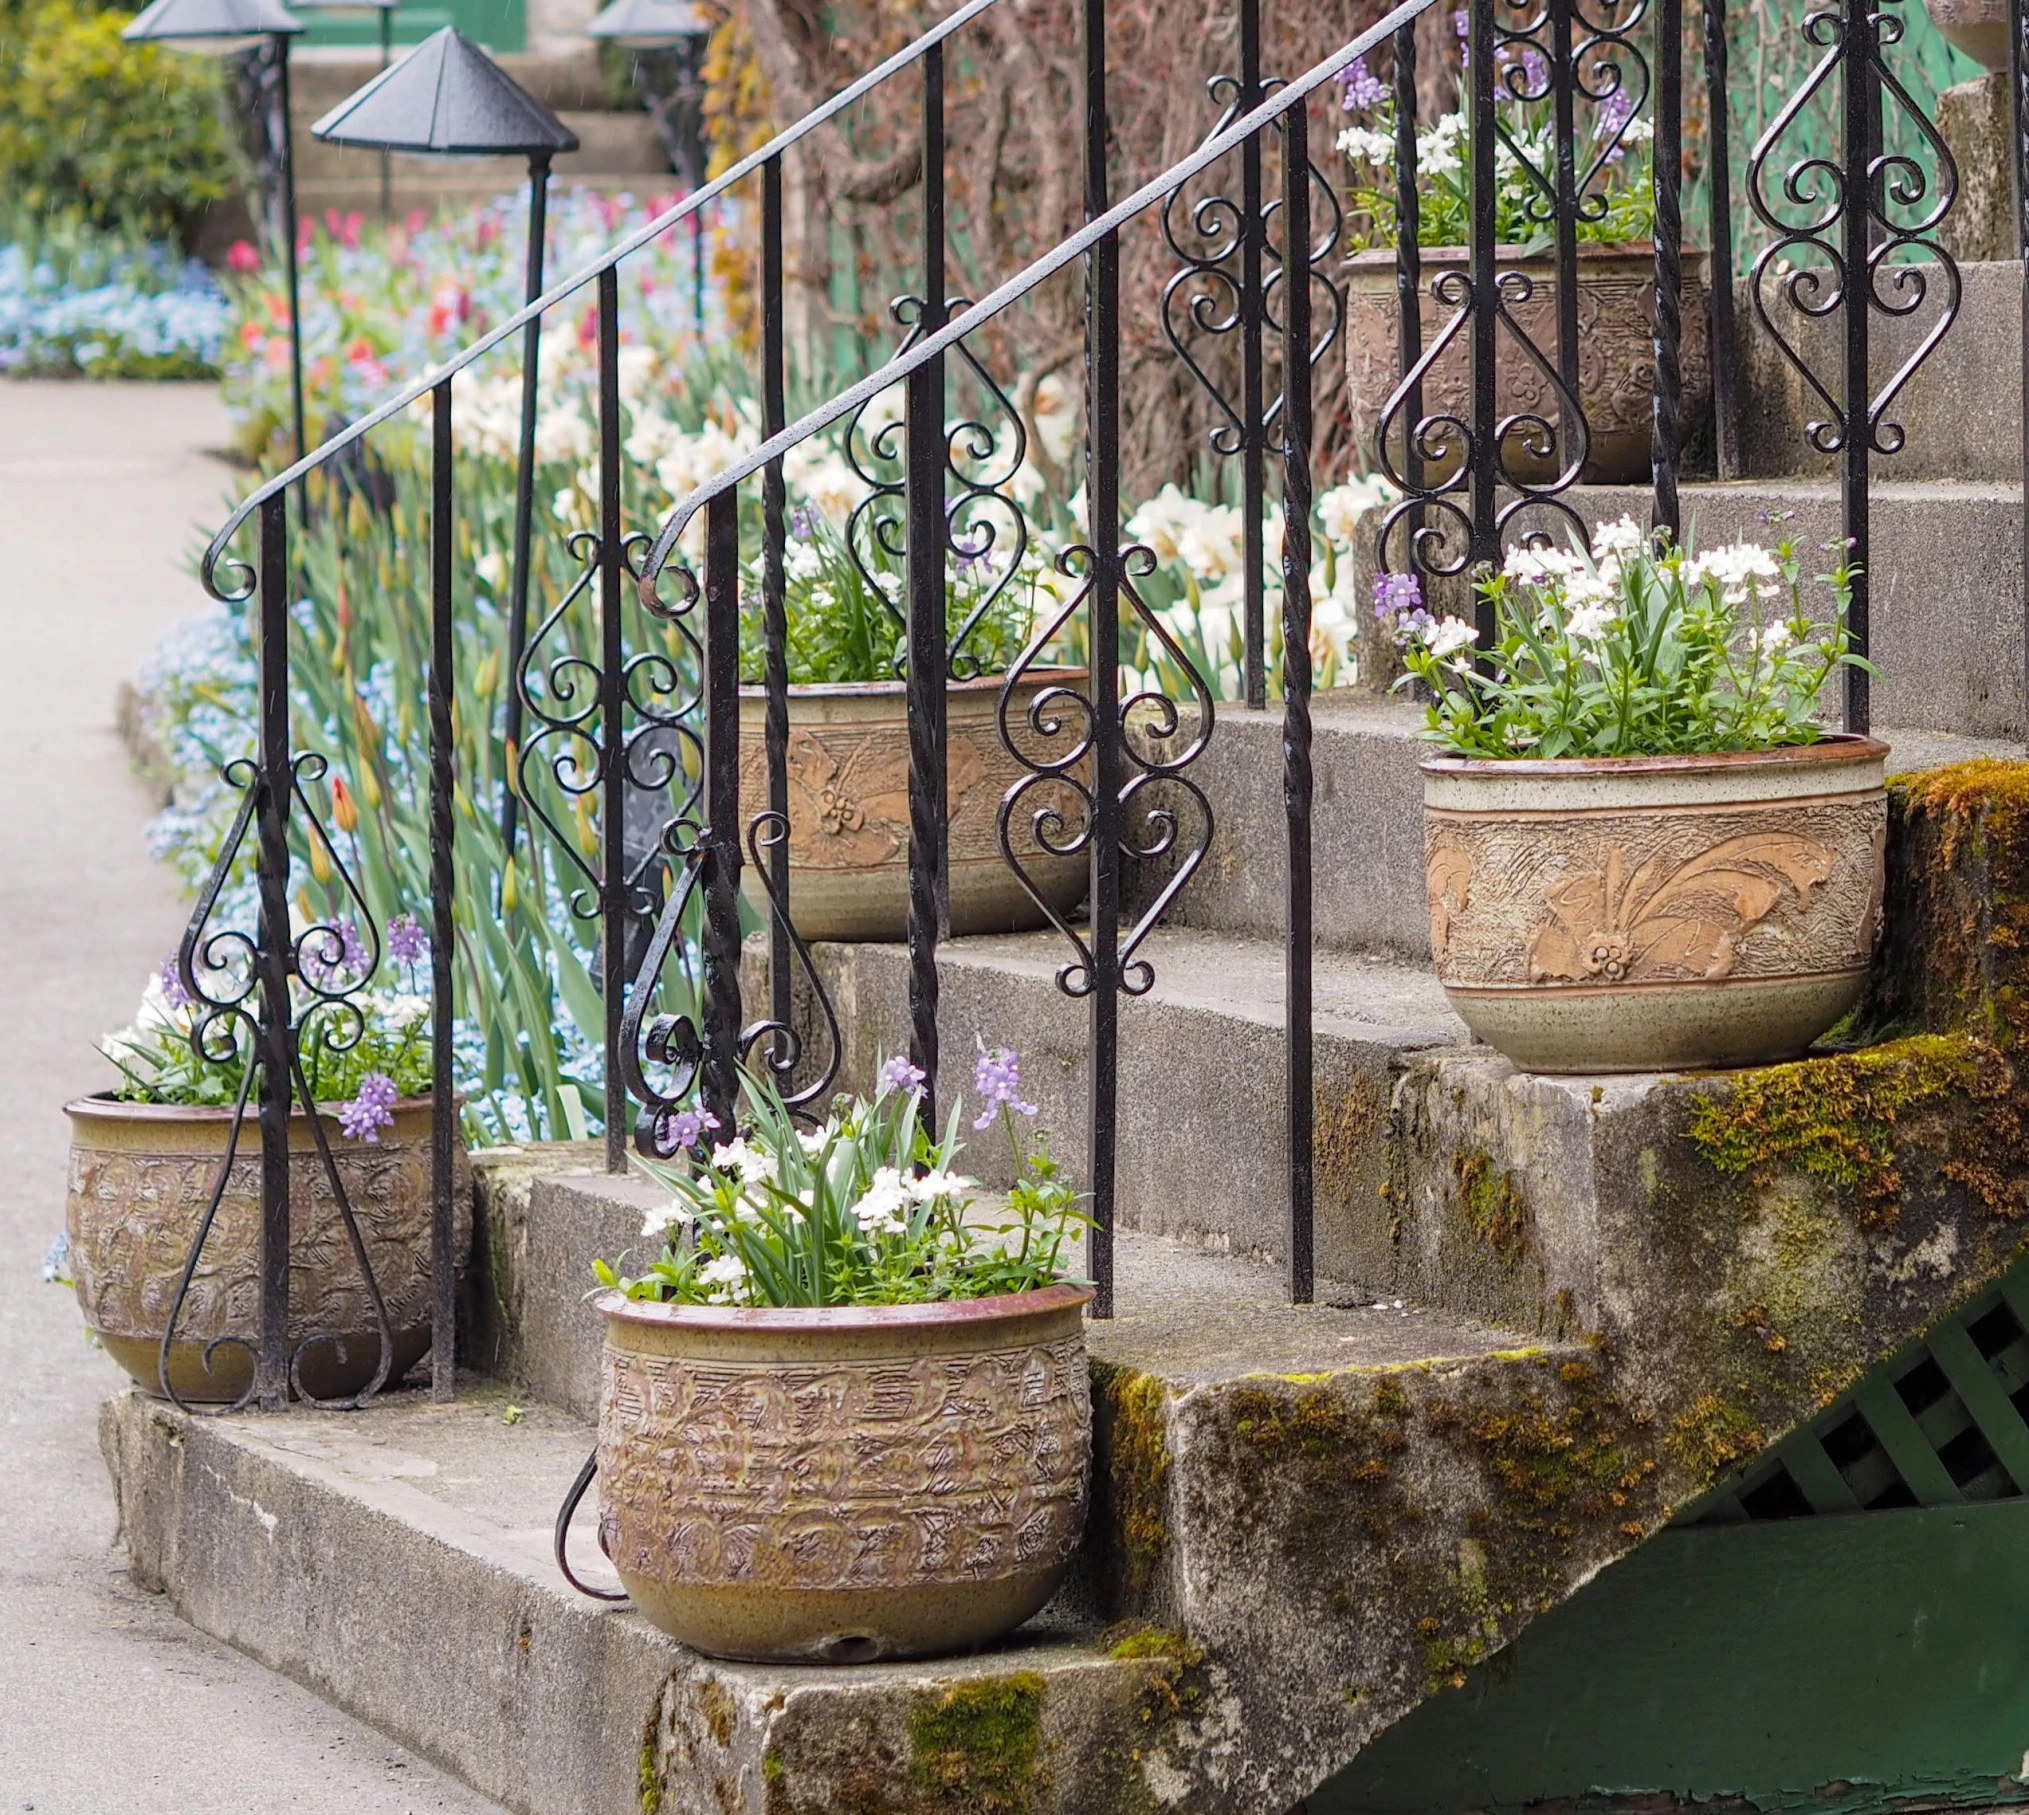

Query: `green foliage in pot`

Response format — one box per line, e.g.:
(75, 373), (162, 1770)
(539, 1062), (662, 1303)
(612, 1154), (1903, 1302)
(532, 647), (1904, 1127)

(1385, 517), (1869, 759)
(0, 1), (239, 240)
(598, 1046), (1088, 1307)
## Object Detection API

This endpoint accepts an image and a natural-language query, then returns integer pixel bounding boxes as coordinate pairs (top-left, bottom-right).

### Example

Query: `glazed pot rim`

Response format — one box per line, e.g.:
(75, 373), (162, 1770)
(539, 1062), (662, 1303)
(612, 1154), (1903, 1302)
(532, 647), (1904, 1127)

(1419, 732), (1889, 782)
(737, 667), (1089, 702)
(1347, 240), (1703, 267)
(593, 1279), (1093, 1331)
(64, 1088), (453, 1123)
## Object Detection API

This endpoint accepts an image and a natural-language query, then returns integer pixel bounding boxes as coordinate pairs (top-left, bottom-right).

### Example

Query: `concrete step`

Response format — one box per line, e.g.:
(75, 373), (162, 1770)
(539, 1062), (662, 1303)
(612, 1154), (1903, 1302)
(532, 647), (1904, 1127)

(1734, 260), (2025, 486)
(288, 48), (611, 115)
(107, 1221), (1639, 1815)
(1137, 699), (2022, 961)
(293, 112), (669, 184)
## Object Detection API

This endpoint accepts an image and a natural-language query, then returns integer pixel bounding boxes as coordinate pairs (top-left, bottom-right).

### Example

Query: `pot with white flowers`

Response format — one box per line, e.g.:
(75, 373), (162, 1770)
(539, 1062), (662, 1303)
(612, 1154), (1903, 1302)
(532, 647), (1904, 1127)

(1397, 520), (1887, 1073)
(584, 1047), (1092, 1663)
(61, 919), (468, 1403)
(1335, 51), (1712, 486)
(734, 511), (1089, 941)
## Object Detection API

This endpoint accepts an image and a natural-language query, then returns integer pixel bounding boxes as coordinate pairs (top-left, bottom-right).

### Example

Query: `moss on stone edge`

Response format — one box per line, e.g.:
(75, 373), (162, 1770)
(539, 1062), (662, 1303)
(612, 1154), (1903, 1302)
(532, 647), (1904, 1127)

(1685, 1032), (2011, 1228)
(906, 1673), (1047, 1815)
(638, 1702), (663, 1815)
(1095, 1361), (1172, 1608)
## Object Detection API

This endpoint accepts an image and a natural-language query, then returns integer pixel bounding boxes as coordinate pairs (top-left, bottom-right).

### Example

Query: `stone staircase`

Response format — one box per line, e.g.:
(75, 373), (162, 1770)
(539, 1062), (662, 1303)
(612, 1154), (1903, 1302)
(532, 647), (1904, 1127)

(96, 166), (2029, 1815)
(289, 50), (671, 221)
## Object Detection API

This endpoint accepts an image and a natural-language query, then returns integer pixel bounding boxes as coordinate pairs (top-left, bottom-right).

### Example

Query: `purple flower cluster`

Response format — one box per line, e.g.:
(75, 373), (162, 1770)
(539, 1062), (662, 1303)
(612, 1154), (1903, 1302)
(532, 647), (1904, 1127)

(1372, 572), (1435, 647)
(879, 1054), (927, 1095)
(303, 918), (370, 988)
(668, 1105), (720, 1150)
(1337, 56), (1386, 112)
(973, 1046), (1037, 1130)
(338, 1071), (399, 1143)
(386, 912), (429, 967)
(158, 957), (191, 1010)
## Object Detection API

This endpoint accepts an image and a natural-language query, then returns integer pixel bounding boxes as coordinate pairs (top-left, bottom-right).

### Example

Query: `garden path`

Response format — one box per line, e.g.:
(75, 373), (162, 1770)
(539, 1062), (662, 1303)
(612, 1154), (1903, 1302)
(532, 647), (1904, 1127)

(0, 382), (504, 1814)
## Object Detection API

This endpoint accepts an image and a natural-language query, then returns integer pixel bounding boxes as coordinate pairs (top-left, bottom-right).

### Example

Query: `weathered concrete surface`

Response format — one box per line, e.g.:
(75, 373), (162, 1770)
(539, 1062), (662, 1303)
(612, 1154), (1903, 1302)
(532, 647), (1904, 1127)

(786, 928), (1468, 1280)
(1734, 259), (2023, 486)
(0, 379), (502, 1811)
(1938, 76), (2018, 266)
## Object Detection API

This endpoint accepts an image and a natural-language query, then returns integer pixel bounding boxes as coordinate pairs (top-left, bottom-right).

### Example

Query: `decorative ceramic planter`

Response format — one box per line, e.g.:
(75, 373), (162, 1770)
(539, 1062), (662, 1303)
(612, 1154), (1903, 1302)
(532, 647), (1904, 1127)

(1421, 737), (1889, 1072)
(736, 671), (1090, 942)
(1344, 242), (1712, 487)
(1924, 0), (2010, 69)
(63, 1093), (469, 1403)
(593, 1282), (1093, 1661)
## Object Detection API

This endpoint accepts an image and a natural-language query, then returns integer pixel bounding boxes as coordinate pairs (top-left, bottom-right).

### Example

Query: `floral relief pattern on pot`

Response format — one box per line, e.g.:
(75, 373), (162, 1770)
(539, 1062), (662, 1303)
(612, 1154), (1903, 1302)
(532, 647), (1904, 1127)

(595, 1332), (1091, 1594)
(63, 1097), (469, 1400)
(766, 726), (990, 870)
(1425, 799), (1883, 992)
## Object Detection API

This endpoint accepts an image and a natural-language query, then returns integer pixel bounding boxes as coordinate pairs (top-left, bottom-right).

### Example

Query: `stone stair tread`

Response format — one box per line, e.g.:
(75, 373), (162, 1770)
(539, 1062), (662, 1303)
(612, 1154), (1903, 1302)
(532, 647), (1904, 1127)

(935, 924), (1468, 1049)
(1083, 1225), (1544, 1384)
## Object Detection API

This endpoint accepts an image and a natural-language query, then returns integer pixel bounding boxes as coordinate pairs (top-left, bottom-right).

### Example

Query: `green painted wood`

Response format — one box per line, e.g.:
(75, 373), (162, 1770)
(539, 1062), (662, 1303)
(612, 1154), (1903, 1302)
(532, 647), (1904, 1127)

(298, 0), (526, 54)
(1775, 1429), (1864, 1515)
(1997, 1274), (2029, 1349)
(1312, 1500), (2029, 1815)
(1850, 1376), (1964, 1505)
(1928, 1321), (2029, 1491)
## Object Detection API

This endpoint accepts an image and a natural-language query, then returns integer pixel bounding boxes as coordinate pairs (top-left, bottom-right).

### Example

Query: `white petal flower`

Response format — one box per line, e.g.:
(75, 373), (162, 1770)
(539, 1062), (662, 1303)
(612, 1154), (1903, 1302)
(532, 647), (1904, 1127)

(640, 1199), (686, 1240)
(908, 1168), (976, 1205)
(1593, 515), (1646, 560)
(711, 1139), (776, 1189)
(1565, 600), (1617, 642)
(1421, 615), (1479, 660)
(697, 1251), (748, 1301)
(849, 1166), (913, 1233)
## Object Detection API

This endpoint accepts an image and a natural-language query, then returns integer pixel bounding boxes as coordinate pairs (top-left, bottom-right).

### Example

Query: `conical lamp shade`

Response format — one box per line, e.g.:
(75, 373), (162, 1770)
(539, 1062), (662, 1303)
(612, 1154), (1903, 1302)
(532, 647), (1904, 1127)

(123, 0), (300, 40)
(311, 26), (581, 155)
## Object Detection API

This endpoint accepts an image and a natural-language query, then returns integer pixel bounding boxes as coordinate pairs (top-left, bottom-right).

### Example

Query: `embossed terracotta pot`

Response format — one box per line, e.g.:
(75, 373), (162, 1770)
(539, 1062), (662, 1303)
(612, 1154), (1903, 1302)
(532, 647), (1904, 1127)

(1344, 243), (1712, 487)
(1422, 736), (1889, 1072)
(594, 1283), (1093, 1662)
(63, 1093), (470, 1403)
(736, 670), (1090, 942)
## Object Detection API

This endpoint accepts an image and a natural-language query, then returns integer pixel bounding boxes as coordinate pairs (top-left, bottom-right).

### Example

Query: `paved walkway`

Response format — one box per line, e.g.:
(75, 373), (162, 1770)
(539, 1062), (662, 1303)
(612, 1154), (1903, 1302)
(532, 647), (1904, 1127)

(0, 383), (503, 1814)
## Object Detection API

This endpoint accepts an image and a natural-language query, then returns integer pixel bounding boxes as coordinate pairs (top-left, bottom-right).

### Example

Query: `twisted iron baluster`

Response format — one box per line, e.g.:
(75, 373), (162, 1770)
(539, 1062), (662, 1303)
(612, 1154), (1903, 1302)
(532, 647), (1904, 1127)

(1653, 0), (1684, 532)
(761, 155), (792, 1071)
(598, 270), (630, 1167)
(1281, 97), (1314, 1309)
(1702, 0), (1740, 478)
(429, 379), (457, 1402)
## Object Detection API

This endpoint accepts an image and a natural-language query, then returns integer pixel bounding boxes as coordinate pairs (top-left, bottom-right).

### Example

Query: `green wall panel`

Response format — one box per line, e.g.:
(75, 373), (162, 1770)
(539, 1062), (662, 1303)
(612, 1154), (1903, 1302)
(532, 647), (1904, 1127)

(297, 0), (525, 54)
(1313, 1501), (2029, 1815)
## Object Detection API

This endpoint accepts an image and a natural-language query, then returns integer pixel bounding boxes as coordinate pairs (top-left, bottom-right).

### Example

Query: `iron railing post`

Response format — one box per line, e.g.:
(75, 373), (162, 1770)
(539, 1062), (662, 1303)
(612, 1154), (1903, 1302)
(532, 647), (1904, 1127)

(597, 267), (629, 1166)
(1841, 0), (1872, 735)
(1468, 0), (1501, 627)
(254, 493), (294, 1412)
(2012, 0), (2029, 732)
(905, 42), (950, 1119)
(429, 380), (457, 1402)
(1702, 0), (1739, 478)
(1280, 99), (1315, 1307)
(1653, 0), (1684, 534)
(273, 37), (305, 469)
(1549, 0), (1581, 442)
(499, 148), (553, 872)
(1393, 19), (1424, 522)
(1084, 0), (1119, 1321)
(1240, 0), (1267, 710)
(761, 155), (793, 1055)
(701, 494), (745, 1130)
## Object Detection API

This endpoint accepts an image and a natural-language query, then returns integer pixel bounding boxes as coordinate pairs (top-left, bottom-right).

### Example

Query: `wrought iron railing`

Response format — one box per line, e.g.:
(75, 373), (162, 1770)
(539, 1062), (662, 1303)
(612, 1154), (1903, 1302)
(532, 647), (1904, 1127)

(173, 0), (2025, 1423)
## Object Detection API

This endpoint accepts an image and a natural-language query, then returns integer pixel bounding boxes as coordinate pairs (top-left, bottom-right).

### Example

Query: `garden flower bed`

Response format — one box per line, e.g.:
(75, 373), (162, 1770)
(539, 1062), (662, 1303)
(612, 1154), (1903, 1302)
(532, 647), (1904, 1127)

(0, 227), (227, 379)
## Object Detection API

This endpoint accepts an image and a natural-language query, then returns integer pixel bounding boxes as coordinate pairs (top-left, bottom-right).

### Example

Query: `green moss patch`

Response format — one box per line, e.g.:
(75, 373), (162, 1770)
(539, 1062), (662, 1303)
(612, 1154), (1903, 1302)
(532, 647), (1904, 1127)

(1094, 1362), (1172, 1609)
(907, 1674), (1046, 1815)
(1453, 1148), (1532, 1264)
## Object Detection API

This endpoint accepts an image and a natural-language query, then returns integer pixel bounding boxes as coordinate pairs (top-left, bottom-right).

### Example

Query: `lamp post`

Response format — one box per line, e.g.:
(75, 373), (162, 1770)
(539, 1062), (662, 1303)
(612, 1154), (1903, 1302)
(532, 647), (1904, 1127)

(586, 0), (712, 328)
(313, 27), (581, 870)
(287, 0), (400, 217)
(125, 0), (307, 466)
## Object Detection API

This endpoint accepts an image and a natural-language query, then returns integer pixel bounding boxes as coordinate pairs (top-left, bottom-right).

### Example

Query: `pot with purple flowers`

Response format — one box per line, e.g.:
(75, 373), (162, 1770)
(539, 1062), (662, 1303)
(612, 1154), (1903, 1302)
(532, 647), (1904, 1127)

(62, 924), (468, 1404)
(571, 1045), (1092, 1663)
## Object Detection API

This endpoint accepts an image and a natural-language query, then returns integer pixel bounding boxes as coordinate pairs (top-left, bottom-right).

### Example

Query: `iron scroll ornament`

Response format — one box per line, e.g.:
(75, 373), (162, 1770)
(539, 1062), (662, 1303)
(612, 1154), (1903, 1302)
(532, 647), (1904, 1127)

(994, 543), (1217, 1001)
(1744, 0), (1961, 461)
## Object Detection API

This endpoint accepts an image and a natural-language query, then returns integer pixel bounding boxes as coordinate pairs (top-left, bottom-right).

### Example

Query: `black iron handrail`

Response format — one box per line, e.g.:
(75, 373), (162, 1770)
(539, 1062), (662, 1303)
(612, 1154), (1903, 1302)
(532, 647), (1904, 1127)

(638, 0), (1440, 589)
(199, 0), (1014, 586)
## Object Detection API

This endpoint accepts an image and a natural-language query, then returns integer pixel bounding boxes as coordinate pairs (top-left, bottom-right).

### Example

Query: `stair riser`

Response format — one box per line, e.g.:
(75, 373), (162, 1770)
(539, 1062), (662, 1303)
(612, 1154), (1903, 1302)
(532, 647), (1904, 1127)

(1736, 261), (2024, 486)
